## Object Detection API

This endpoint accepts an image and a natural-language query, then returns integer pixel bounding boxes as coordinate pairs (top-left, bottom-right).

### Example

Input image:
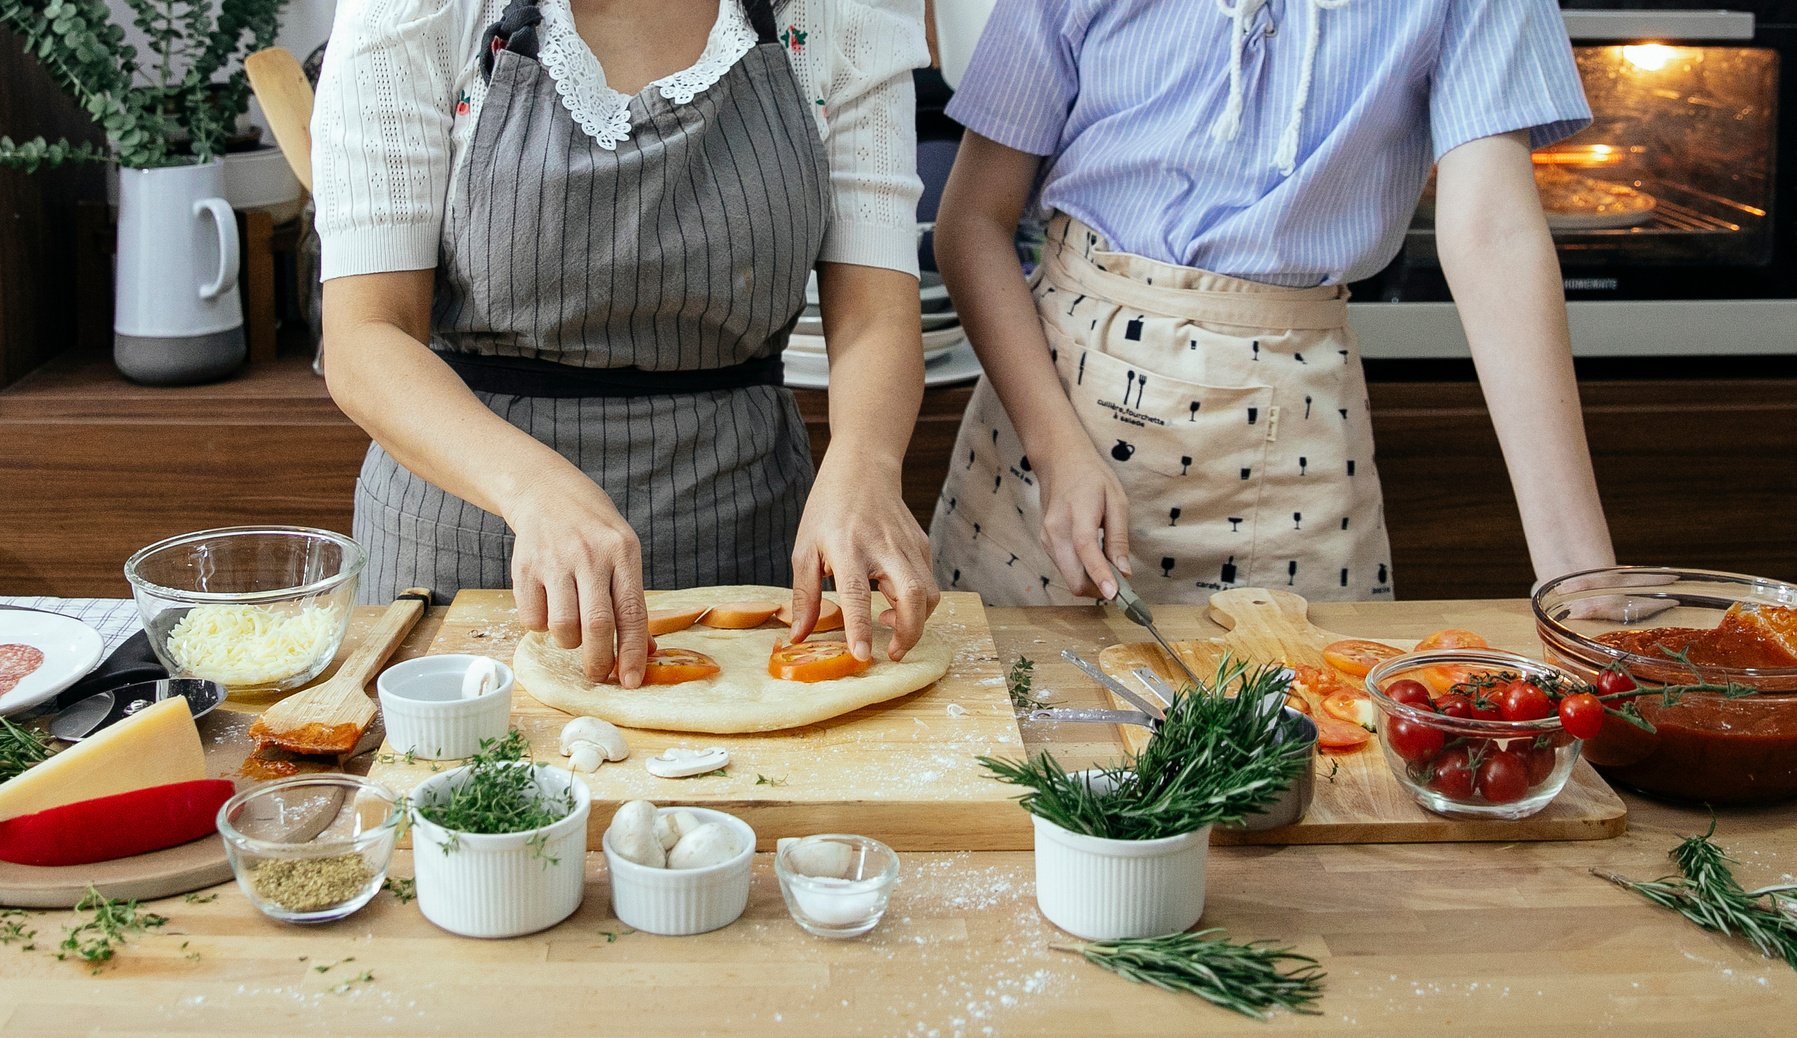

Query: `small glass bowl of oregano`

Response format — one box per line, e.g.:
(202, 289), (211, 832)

(217, 774), (403, 923)
(981, 659), (1310, 941)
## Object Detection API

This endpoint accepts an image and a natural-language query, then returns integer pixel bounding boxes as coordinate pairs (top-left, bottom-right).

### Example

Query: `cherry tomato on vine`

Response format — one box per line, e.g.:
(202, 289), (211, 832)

(1384, 678), (1433, 708)
(1386, 717), (1445, 764)
(1468, 693), (1504, 722)
(1496, 679), (1554, 722)
(1434, 692), (1474, 718)
(1427, 748), (1475, 799)
(1557, 692), (1606, 741)
(1476, 749), (1531, 804)
(1596, 670), (1638, 698)
(1523, 745), (1557, 785)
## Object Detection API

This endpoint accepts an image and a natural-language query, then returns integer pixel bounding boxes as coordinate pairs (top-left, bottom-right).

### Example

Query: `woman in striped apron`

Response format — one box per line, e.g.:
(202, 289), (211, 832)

(931, 0), (1616, 605)
(313, 0), (937, 683)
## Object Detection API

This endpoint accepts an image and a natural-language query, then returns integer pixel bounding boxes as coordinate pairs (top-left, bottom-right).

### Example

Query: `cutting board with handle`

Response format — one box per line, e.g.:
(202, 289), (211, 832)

(1098, 588), (1627, 845)
(368, 590), (1033, 852)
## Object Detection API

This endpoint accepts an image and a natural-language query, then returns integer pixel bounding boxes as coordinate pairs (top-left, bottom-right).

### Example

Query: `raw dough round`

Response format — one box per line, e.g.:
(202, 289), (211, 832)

(514, 586), (953, 733)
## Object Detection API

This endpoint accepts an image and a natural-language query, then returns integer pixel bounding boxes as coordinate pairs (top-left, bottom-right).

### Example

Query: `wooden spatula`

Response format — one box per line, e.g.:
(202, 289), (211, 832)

(244, 46), (315, 192)
(248, 589), (431, 755)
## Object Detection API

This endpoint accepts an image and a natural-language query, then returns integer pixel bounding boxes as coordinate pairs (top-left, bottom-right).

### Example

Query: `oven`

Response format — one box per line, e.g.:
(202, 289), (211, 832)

(1351, 3), (1796, 359)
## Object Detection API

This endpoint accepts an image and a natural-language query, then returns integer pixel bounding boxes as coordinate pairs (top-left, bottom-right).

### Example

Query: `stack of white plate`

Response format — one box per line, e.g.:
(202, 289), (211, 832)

(784, 271), (980, 389)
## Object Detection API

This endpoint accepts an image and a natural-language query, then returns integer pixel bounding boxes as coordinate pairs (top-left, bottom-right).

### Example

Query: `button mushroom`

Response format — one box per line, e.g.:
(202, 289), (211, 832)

(667, 822), (741, 870)
(605, 800), (664, 868)
(654, 809), (702, 851)
(559, 717), (629, 772)
(461, 657), (504, 699)
(777, 836), (855, 880)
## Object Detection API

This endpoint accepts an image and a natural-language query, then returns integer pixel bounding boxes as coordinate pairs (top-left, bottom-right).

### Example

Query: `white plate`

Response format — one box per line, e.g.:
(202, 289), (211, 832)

(784, 339), (981, 390)
(0, 610), (105, 716)
(921, 309), (960, 331)
(922, 324), (964, 354)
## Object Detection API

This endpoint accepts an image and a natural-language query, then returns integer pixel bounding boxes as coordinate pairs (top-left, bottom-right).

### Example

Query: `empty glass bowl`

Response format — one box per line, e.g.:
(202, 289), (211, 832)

(124, 526), (364, 695)
(774, 834), (900, 938)
(216, 774), (401, 923)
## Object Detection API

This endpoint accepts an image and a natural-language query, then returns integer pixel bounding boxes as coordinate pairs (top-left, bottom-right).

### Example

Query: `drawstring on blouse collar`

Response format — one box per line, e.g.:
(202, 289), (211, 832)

(1209, 0), (1351, 177)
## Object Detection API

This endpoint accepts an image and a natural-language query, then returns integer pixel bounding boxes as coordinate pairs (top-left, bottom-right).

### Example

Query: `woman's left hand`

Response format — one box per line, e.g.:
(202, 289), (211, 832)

(789, 454), (940, 663)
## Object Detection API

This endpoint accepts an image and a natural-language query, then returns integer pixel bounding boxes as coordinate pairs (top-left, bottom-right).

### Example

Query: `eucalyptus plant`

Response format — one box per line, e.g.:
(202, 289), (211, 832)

(0, 0), (287, 171)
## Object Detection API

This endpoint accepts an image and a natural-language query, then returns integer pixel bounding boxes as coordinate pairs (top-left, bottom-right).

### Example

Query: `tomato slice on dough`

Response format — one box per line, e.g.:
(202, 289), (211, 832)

(648, 607), (707, 636)
(699, 601), (780, 629)
(640, 647), (721, 685)
(773, 598), (845, 633)
(1320, 638), (1404, 679)
(768, 640), (871, 682)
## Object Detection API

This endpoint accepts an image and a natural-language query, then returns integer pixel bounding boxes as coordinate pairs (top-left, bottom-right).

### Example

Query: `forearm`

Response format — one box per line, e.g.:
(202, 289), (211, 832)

(321, 275), (586, 523)
(1436, 139), (1615, 583)
(815, 262), (925, 483)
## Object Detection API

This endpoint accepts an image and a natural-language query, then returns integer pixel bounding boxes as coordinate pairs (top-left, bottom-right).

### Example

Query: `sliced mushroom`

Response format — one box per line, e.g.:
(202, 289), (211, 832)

(606, 800), (665, 868)
(654, 809), (702, 851)
(560, 717), (629, 762)
(461, 657), (504, 699)
(645, 746), (730, 779)
(667, 822), (741, 869)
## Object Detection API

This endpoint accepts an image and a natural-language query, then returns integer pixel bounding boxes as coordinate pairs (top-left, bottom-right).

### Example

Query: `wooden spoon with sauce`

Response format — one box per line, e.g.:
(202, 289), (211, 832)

(247, 589), (431, 755)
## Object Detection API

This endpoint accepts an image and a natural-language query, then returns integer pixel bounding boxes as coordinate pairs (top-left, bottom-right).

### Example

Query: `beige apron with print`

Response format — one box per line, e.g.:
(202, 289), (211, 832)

(931, 214), (1394, 606)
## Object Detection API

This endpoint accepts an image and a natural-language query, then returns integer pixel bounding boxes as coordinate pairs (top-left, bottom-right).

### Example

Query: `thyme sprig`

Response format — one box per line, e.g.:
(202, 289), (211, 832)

(1054, 930), (1325, 1019)
(1006, 656), (1043, 712)
(1594, 822), (1797, 970)
(980, 659), (1307, 841)
(414, 730), (575, 859)
(0, 717), (51, 782)
(56, 886), (166, 972)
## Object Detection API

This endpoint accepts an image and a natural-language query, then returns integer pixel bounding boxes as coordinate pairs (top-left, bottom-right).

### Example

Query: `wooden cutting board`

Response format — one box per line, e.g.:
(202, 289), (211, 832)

(1097, 588), (1627, 845)
(367, 590), (1032, 852)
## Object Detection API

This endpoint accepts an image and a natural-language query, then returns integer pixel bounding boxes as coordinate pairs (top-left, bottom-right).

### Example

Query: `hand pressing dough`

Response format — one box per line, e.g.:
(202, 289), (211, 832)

(515, 585), (953, 734)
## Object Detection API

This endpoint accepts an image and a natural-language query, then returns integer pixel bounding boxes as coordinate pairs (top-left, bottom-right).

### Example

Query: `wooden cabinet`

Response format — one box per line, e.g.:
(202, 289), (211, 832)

(1, 351), (1791, 599)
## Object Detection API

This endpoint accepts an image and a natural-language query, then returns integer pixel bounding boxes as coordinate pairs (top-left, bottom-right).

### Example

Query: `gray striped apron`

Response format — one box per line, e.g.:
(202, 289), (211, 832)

(353, 0), (828, 604)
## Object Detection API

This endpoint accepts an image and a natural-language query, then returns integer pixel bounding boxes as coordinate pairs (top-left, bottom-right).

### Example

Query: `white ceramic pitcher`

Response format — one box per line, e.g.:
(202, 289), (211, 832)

(114, 160), (245, 384)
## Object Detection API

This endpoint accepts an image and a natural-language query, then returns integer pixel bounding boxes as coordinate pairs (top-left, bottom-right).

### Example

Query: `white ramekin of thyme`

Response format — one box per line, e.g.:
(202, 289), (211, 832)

(217, 774), (403, 923)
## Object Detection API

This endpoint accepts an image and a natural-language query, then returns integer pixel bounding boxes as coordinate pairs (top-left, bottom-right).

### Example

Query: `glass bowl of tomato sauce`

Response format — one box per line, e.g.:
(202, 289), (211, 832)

(1364, 650), (1587, 820)
(1533, 567), (1797, 805)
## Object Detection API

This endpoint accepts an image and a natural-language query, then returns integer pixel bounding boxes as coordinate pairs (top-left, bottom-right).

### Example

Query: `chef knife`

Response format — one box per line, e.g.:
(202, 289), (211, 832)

(1029, 706), (1158, 730)
(1107, 561), (1205, 691)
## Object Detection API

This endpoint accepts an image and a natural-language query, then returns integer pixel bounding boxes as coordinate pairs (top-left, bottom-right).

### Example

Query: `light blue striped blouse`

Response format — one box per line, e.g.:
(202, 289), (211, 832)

(946, 0), (1592, 286)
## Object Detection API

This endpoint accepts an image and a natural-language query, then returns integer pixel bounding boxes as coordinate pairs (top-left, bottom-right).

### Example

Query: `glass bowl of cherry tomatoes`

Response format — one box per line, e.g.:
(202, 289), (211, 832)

(1364, 649), (1598, 820)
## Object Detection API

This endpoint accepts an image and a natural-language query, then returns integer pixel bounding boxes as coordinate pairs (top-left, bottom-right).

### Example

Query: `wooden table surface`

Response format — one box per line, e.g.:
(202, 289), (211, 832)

(2, 599), (1792, 1037)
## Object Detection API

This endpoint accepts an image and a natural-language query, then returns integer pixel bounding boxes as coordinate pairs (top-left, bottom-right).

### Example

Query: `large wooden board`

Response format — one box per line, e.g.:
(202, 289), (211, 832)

(1098, 588), (1627, 845)
(368, 590), (1032, 852)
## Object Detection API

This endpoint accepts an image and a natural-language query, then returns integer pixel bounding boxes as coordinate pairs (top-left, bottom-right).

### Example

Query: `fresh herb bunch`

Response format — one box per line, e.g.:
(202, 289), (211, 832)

(0, 717), (51, 782)
(0, 0), (287, 170)
(1055, 929), (1325, 1019)
(57, 885), (166, 972)
(980, 659), (1307, 840)
(415, 730), (575, 855)
(1594, 821), (1797, 970)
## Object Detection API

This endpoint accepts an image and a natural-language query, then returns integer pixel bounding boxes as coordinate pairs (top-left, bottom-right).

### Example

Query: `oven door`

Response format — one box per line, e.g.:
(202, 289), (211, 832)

(1350, 6), (1795, 359)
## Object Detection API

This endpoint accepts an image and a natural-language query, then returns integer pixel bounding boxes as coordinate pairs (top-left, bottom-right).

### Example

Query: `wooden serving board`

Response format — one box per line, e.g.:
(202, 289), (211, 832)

(1097, 588), (1628, 845)
(368, 590), (1032, 852)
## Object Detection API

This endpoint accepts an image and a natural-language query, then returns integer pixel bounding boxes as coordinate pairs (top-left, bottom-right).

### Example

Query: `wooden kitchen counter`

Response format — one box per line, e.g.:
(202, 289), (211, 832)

(1, 600), (1791, 1037)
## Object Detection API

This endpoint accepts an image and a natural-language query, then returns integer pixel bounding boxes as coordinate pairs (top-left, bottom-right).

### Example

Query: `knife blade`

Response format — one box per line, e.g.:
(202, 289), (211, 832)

(1029, 706), (1158, 730)
(1107, 562), (1205, 690)
(1060, 649), (1166, 719)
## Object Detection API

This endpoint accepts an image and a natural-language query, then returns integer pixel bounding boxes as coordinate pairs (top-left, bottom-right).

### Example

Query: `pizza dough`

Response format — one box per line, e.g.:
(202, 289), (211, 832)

(1532, 166), (1657, 230)
(514, 586), (954, 734)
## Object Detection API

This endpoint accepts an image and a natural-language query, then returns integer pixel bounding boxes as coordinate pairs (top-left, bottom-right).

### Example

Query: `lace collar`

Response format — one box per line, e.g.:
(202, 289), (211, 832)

(535, 0), (762, 150)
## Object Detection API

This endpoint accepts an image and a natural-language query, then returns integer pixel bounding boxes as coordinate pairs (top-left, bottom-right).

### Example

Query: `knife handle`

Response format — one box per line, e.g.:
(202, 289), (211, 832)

(1108, 560), (1155, 627)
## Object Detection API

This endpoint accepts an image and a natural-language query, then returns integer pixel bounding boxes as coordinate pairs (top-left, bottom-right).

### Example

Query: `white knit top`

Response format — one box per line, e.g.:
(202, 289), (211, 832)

(313, 0), (928, 281)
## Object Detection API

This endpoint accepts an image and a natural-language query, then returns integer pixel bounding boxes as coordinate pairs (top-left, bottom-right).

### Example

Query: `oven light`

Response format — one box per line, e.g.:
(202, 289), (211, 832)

(1622, 44), (1674, 72)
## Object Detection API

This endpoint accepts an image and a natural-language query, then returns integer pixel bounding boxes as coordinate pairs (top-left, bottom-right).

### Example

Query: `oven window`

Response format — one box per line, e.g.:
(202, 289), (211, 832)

(1411, 45), (1778, 270)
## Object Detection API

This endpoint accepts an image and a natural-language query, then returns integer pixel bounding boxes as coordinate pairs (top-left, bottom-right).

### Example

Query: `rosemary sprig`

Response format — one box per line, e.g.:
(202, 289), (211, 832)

(0, 717), (51, 782)
(1594, 822), (1797, 970)
(415, 730), (575, 856)
(980, 659), (1307, 841)
(1055, 930), (1325, 1019)
(1007, 656), (1043, 712)
(56, 886), (166, 972)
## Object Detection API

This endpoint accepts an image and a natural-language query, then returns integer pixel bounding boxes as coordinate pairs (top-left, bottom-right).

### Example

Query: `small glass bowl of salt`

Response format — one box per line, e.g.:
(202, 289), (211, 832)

(774, 834), (900, 938)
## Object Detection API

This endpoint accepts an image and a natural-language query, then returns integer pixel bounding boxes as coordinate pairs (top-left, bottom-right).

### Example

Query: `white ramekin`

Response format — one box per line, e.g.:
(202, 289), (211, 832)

(603, 807), (755, 936)
(1029, 771), (1213, 940)
(409, 763), (591, 939)
(377, 654), (514, 759)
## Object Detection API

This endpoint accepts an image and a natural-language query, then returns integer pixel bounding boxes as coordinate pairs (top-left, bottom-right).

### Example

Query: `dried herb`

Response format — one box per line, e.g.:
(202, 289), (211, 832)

(0, 717), (51, 783)
(253, 853), (373, 912)
(415, 730), (574, 860)
(1594, 821), (1797, 970)
(980, 659), (1306, 841)
(1055, 930), (1325, 1020)
(56, 886), (166, 972)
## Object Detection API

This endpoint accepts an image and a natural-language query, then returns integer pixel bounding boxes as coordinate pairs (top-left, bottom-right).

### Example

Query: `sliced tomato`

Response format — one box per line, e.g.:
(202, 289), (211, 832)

(1416, 628), (1490, 652)
(640, 647), (721, 685)
(1322, 691), (1377, 731)
(1287, 663), (1349, 699)
(773, 598), (845, 633)
(1284, 693), (1312, 715)
(1419, 664), (1481, 695)
(1321, 638), (1404, 679)
(768, 640), (871, 683)
(647, 607), (707, 636)
(1314, 714), (1373, 751)
(699, 601), (780, 629)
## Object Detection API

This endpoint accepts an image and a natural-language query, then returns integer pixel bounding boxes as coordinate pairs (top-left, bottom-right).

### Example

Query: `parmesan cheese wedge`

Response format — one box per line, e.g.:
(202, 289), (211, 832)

(0, 697), (207, 823)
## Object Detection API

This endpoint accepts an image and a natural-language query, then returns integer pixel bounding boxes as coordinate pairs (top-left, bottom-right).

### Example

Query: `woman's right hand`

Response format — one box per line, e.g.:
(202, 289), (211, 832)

(506, 469), (652, 686)
(1032, 434), (1133, 599)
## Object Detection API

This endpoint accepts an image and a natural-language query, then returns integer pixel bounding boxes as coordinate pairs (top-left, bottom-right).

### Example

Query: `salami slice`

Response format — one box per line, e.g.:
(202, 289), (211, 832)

(0, 643), (46, 697)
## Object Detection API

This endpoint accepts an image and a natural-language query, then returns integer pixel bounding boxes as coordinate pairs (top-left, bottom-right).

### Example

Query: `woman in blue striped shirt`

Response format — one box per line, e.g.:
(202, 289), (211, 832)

(930, 0), (1616, 604)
